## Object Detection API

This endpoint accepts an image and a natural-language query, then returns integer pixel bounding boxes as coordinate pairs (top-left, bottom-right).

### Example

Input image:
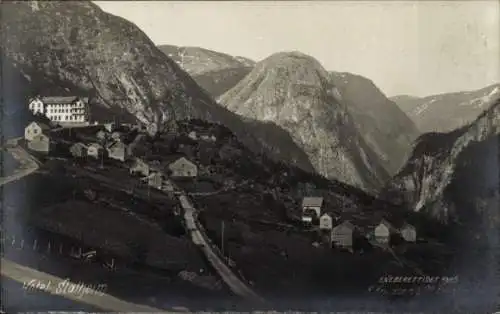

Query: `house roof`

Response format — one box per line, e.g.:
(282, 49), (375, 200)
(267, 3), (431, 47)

(167, 156), (195, 167)
(28, 121), (51, 131)
(106, 140), (126, 149)
(320, 213), (332, 219)
(128, 157), (148, 168)
(33, 133), (50, 141)
(40, 96), (89, 104)
(302, 197), (323, 208)
(147, 171), (163, 179)
(400, 223), (415, 230)
(379, 219), (393, 229)
(88, 143), (103, 149)
(71, 142), (88, 149)
(333, 220), (356, 230)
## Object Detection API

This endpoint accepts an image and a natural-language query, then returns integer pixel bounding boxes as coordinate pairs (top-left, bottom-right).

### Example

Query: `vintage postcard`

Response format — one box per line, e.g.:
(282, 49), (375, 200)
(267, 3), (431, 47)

(1, 0), (499, 312)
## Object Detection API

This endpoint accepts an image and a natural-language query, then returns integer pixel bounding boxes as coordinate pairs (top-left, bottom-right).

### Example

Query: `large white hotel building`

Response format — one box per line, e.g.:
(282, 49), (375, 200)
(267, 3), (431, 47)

(28, 96), (90, 125)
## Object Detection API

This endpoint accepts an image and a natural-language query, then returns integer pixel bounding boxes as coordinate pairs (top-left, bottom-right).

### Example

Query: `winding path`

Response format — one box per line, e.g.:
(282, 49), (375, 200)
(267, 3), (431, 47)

(178, 193), (265, 303)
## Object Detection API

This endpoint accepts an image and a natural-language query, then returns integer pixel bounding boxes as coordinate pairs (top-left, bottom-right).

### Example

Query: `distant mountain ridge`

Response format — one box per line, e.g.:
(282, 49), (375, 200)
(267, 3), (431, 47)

(1, 0), (314, 173)
(157, 44), (254, 97)
(157, 44), (256, 76)
(218, 51), (391, 192)
(391, 84), (500, 133)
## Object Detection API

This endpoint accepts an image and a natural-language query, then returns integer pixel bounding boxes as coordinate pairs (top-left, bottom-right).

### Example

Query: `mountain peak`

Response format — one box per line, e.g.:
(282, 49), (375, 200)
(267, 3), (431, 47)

(258, 51), (327, 75)
(219, 51), (390, 192)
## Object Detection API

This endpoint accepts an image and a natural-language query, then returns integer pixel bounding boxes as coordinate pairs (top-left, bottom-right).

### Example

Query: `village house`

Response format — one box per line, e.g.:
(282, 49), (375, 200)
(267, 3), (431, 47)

(188, 131), (198, 140)
(301, 196), (323, 219)
(106, 141), (128, 162)
(104, 123), (116, 133)
(319, 213), (333, 230)
(168, 157), (198, 178)
(24, 121), (51, 141)
(147, 172), (164, 189)
(199, 132), (217, 142)
(69, 142), (88, 158)
(27, 133), (52, 153)
(129, 158), (150, 177)
(162, 180), (175, 192)
(87, 143), (105, 159)
(373, 219), (393, 245)
(400, 223), (417, 242)
(28, 96), (90, 125)
(302, 216), (313, 224)
(331, 221), (356, 248)
(96, 130), (108, 141)
(111, 131), (123, 142)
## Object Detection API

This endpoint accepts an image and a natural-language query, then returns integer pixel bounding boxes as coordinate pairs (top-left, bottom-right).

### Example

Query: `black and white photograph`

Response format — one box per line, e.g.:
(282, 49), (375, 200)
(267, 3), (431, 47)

(0, 0), (499, 312)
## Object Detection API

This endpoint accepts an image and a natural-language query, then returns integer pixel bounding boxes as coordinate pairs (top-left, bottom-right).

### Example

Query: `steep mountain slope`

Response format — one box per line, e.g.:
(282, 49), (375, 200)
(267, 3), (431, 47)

(329, 72), (420, 174)
(1, 1), (313, 172)
(391, 84), (500, 133)
(218, 51), (390, 192)
(157, 45), (254, 97)
(191, 67), (253, 98)
(382, 99), (500, 225)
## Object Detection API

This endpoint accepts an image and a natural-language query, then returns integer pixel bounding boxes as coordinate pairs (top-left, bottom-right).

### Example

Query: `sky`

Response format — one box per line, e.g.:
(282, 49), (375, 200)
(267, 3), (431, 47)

(94, 1), (499, 97)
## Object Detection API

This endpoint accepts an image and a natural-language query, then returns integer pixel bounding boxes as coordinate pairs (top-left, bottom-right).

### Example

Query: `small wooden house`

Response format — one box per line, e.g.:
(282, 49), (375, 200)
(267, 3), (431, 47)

(331, 221), (355, 248)
(104, 122), (116, 133)
(302, 216), (313, 223)
(25, 121), (50, 142)
(168, 157), (198, 178)
(373, 219), (393, 244)
(162, 180), (175, 192)
(188, 131), (198, 140)
(129, 158), (150, 177)
(301, 197), (323, 218)
(96, 130), (108, 141)
(148, 172), (163, 189)
(199, 132), (216, 142)
(400, 223), (416, 242)
(69, 142), (88, 158)
(319, 213), (333, 230)
(111, 131), (123, 142)
(87, 143), (104, 159)
(27, 133), (52, 153)
(106, 141), (128, 162)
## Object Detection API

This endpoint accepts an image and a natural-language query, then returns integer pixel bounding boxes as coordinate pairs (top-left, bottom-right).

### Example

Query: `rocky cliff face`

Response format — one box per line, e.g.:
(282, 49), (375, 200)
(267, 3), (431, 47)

(157, 45), (254, 97)
(329, 72), (420, 175)
(218, 51), (390, 192)
(1, 1), (314, 172)
(382, 99), (500, 225)
(391, 84), (500, 133)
